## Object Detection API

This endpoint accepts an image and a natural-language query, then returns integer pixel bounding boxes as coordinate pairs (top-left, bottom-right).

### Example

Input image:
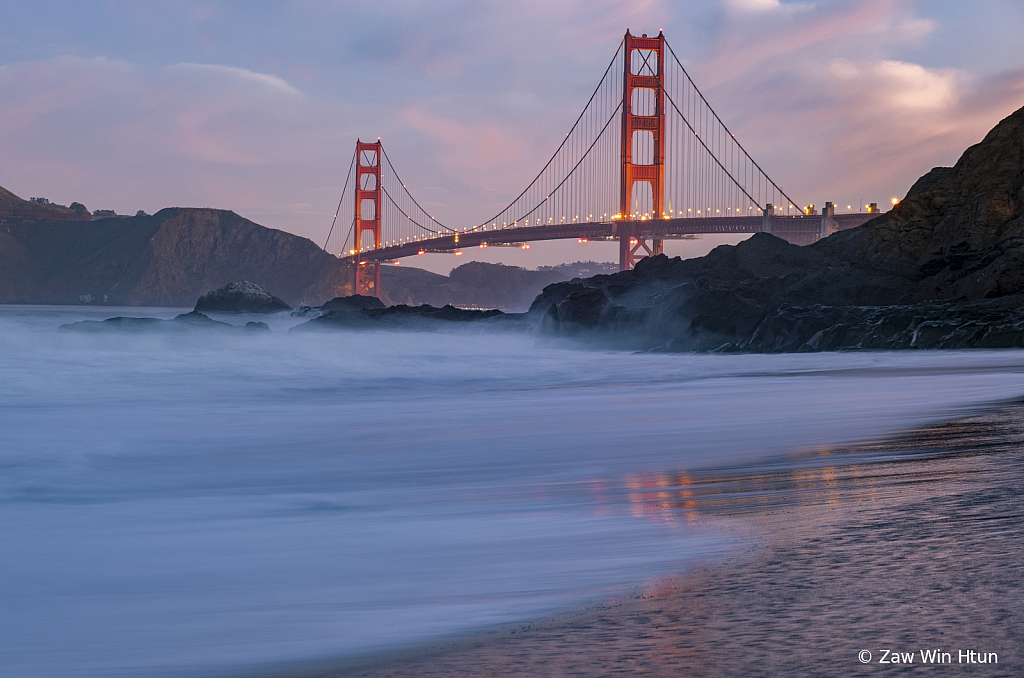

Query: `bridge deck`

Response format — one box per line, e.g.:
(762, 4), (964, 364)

(342, 213), (877, 264)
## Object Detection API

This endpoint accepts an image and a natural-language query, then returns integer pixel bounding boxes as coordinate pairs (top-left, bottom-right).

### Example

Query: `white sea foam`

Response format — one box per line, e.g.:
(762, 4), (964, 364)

(3, 305), (1024, 677)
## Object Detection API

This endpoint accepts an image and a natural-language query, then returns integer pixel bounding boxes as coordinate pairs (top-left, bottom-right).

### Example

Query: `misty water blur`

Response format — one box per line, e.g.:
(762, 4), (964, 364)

(4, 305), (1024, 678)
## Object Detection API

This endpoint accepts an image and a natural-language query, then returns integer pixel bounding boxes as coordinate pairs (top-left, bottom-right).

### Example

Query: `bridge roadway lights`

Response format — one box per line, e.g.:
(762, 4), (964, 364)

(339, 210), (884, 269)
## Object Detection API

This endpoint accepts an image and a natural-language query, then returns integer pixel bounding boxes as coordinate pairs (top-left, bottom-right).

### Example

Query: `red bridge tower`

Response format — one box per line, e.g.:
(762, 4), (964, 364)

(618, 30), (665, 271)
(353, 139), (382, 296)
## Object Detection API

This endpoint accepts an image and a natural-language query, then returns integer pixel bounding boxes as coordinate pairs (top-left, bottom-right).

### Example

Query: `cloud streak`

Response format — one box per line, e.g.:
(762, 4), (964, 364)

(0, 55), (353, 231)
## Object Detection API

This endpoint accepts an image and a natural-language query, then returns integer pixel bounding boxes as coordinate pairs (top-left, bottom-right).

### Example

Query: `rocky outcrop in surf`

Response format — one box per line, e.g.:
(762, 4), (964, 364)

(291, 303), (509, 332)
(58, 311), (270, 333)
(194, 281), (290, 313)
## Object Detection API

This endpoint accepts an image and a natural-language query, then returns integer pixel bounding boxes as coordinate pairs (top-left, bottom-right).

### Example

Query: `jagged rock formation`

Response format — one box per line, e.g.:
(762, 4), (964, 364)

(290, 293), (386, 318)
(532, 104), (1024, 352)
(194, 281), (291, 313)
(292, 304), (506, 331)
(905, 167), (952, 199)
(0, 207), (351, 306)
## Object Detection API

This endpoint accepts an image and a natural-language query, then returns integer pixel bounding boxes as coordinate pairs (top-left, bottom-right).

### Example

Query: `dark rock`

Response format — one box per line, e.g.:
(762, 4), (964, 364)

(319, 294), (386, 311)
(905, 167), (953, 199)
(194, 281), (291, 313)
(290, 294), (387, 318)
(58, 311), (262, 333)
(169, 310), (230, 327)
(710, 297), (1024, 352)
(59, 316), (166, 332)
(291, 303), (508, 332)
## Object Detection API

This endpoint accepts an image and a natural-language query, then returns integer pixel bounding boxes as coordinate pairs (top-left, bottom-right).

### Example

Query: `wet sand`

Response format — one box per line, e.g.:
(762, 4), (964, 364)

(316, 403), (1024, 677)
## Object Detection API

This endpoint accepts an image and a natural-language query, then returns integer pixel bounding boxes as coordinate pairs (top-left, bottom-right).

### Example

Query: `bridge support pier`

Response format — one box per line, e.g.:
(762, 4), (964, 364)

(354, 262), (380, 297)
(820, 201), (837, 239)
(618, 223), (663, 271)
(762, 203), (774, 235)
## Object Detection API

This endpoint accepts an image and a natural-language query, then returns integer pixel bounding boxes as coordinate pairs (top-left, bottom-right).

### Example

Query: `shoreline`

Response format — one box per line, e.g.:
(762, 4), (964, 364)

(304, 402), (1024, 677)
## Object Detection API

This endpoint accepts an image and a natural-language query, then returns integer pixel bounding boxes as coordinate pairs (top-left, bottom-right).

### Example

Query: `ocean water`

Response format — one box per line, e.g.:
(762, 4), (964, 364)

(4, 305), (1024, 678)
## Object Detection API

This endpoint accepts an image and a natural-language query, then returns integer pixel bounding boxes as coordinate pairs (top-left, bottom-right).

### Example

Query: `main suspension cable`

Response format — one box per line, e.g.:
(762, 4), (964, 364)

(665, 40), (800, 210)
(380, 144), (456, 234)
(461, 37), (626, 233)
(324, 146), (357, 251)
(510, 102), (622, 227)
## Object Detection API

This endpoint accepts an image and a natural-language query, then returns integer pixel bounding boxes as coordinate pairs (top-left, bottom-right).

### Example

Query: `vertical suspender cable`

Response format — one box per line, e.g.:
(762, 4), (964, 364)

(324, 146), (357, 252)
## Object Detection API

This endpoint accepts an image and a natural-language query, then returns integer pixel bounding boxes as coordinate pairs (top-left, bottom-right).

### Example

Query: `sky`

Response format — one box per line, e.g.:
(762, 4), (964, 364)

(1, 0), (1022, 274)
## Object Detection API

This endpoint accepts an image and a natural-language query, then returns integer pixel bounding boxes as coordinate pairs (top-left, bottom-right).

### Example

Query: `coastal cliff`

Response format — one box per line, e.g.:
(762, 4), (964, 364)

(532, 104), (1024, 351)
(1, 183), (601, 311)
(0, 206), (350, 307)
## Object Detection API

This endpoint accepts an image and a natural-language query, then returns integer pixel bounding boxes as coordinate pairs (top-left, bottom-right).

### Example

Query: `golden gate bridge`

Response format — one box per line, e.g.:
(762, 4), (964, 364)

(324, 30), (878, 297)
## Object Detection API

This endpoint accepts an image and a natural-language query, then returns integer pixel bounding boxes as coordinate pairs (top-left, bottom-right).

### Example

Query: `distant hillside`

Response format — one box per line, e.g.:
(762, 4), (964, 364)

(0, 207), (351, 306)
(0, 180), (615, 310)
(382, 261), (581, 311)
(0, 185), (92, 221)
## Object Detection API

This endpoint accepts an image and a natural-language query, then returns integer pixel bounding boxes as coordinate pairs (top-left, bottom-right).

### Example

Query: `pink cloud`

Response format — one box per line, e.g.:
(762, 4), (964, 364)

(398, 104), (526, 171)
(672, 0), (1024, 208)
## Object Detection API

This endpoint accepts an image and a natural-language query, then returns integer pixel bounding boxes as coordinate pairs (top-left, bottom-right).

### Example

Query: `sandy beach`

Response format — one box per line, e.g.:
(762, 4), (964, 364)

(323, 402), (1024, 677)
